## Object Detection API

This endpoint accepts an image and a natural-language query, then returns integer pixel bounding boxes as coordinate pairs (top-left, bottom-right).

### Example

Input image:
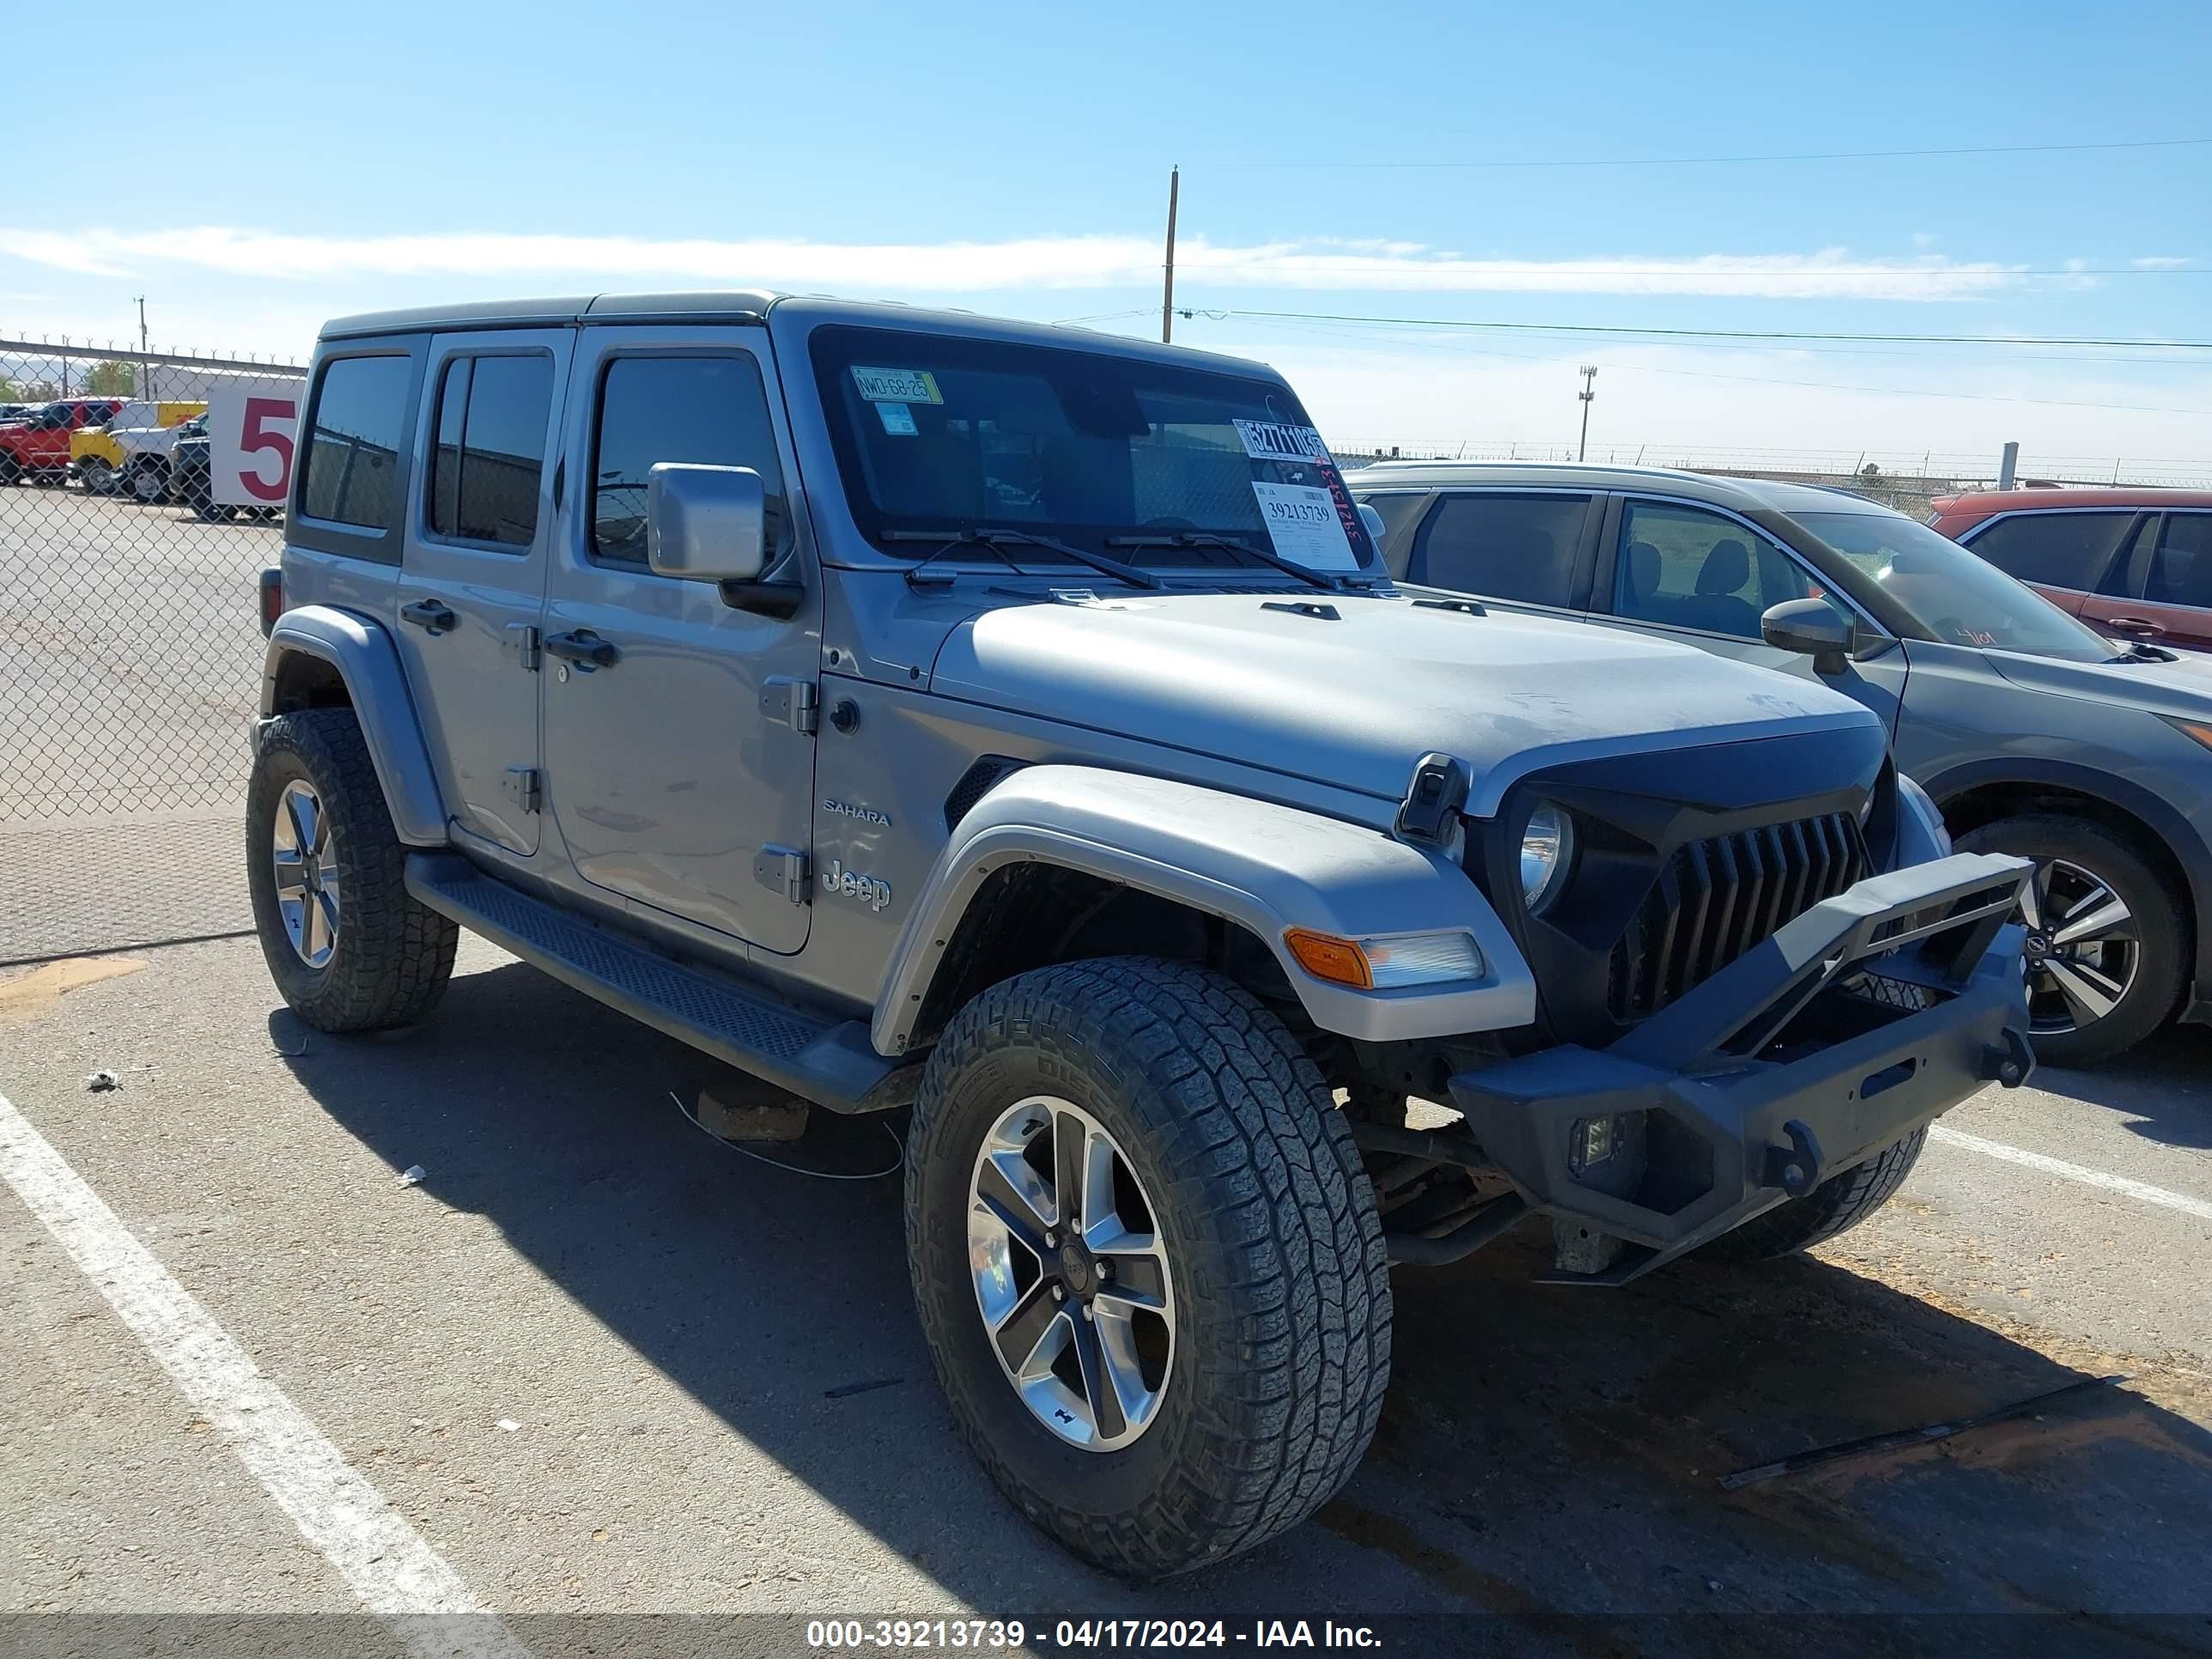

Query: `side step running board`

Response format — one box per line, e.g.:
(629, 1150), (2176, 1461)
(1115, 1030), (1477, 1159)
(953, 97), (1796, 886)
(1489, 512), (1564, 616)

(404, 853), (910, 1114)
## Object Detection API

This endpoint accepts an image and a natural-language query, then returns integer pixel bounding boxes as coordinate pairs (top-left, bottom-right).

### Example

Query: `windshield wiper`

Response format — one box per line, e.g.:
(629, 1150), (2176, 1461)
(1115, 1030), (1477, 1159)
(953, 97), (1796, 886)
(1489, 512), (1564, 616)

(885, 527), (1158, 591)
(1103, 532), (1369, 592)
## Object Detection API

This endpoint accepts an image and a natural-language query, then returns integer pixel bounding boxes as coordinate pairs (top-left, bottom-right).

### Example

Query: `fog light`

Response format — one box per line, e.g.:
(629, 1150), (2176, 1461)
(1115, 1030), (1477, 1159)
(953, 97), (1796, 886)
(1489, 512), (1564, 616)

(1570, 1115), (1620, 1176)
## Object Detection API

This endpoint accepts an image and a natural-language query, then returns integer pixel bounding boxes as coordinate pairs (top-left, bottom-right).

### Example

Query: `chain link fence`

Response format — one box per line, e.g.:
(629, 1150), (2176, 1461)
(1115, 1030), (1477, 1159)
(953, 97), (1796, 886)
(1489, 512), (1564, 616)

(1332, 440), (2212, 516)
(1, 337), (306, 962)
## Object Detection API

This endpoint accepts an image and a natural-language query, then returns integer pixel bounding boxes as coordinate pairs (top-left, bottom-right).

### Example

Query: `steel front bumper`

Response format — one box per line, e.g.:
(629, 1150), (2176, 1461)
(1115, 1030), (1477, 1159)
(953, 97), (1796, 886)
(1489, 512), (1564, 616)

(1446, 851), (2035, 1285)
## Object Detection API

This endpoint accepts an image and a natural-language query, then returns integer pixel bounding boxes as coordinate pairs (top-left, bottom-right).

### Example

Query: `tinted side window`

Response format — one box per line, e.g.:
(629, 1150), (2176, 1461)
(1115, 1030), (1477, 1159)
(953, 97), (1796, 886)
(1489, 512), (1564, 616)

(1966, 511), (2130, 589)
(300, 356), (410, 530)
(2146, 514), (2212, 609)
(458, 356), (553, 546)
(429, 358), (469, 537)
(1410, 493), (1588, 608)
(1353, 491), (1432, 578)
(1611, 500), (1811, 640)
(592, 355), (787, 564)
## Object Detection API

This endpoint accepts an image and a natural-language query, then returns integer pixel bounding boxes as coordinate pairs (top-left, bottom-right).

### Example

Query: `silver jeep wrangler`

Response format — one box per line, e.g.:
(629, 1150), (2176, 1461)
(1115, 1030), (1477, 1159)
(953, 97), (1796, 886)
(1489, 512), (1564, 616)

(250, 292), (2034, 1578)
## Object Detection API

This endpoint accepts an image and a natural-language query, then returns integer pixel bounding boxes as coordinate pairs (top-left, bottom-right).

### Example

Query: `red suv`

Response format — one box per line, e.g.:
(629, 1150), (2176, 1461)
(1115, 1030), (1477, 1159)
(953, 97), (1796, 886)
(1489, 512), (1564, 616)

(1928, 488), (2212, 654)
(0, 398), (128, 485)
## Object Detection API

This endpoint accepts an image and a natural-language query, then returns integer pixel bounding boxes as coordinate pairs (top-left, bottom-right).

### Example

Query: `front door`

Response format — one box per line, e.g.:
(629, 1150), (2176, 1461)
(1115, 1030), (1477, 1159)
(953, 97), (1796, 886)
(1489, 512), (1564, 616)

(393, 330), (571, 856)
(1588, 494), (1908, 734)
(2079, 510), (2212, 653)
(538, 327), (819, 953)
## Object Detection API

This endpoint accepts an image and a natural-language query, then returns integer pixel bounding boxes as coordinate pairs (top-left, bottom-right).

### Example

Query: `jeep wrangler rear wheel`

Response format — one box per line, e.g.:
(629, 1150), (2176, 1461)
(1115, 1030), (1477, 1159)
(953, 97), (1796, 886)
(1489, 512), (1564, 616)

(907, 957), (1391, 1580)
(248, 708), (458, 1031)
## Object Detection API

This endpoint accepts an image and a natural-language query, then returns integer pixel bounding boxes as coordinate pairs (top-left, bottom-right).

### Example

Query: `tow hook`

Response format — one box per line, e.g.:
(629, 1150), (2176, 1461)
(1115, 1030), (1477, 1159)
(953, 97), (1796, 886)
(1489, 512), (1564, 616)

(1759, 1119), (1826, 1198)
(1981, 1028), (2035, 1091)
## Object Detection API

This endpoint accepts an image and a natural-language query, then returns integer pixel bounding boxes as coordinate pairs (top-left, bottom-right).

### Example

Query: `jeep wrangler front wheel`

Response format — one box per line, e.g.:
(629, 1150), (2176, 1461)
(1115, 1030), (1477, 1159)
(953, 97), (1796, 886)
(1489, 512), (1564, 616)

(906, 957), (1390, 1580)
(248, 708), (459, 1031)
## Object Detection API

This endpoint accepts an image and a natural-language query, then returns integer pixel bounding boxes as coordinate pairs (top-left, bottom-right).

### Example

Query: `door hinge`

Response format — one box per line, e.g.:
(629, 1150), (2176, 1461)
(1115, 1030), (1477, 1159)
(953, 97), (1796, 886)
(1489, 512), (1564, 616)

(504, 623), (541, 672)
(501, 766), (542, 813)
(753, 845), (811, 905)
(761, 676), (819, 735)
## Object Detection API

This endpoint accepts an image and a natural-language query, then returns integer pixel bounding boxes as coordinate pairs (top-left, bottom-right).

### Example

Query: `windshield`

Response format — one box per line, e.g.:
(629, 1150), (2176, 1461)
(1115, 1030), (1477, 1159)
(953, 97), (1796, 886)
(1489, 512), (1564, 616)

(1796, 510), (2124, 664)
(808, 325), (1377, 577)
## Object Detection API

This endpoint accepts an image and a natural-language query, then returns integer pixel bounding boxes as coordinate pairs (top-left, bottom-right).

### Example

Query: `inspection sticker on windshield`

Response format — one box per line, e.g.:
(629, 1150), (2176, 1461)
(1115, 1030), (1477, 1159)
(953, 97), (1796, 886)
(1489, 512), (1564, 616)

(851, 366), (943, 404)
(875, 402), (918, 436)
(1251, 481), (1360, 571)
(1234, 419), (1332, 465)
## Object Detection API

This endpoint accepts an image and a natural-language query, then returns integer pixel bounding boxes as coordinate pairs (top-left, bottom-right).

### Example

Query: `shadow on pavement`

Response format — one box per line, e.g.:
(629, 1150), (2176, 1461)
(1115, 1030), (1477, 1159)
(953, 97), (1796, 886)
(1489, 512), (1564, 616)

(272, 958), (2212, 1649)
(2029, 1025), (2212, 1149)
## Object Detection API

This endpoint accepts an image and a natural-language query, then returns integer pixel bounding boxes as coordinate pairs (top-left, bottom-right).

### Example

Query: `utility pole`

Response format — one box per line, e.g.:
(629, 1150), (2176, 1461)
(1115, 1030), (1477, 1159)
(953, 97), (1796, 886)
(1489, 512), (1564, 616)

(1997, 441), (2019, 490)
(1576, 365), (1597, 461)
(1161, 166), (1179, 345)
(136, 295), (150, 398)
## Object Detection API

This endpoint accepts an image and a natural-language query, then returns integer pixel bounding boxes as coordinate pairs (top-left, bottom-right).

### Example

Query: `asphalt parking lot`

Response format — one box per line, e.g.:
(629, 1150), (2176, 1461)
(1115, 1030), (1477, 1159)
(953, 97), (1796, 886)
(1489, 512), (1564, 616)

(4, 935), (2209, 1656)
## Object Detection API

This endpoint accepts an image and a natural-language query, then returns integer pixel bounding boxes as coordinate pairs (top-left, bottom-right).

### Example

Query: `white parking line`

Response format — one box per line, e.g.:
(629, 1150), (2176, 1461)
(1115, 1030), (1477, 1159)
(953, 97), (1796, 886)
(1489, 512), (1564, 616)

(1929, 1122), (2212, 1224)
(0, 1091), (532, 1659)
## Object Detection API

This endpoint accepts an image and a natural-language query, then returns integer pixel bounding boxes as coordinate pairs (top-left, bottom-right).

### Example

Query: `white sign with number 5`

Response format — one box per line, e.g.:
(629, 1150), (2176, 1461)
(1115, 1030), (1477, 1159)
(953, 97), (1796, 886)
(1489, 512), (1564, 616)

(207, 380), (301, 508)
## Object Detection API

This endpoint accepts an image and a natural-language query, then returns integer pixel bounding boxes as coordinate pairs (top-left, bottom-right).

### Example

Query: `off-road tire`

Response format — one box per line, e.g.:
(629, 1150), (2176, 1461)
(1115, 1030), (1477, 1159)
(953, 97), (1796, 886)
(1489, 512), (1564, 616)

(1708, 1127), (1927, 1261)
(247, 708), (458, 1031)
(1954, 814), (2185, 1066)
(77, 458), (116, 495)
(906, 957), (1391, 1580)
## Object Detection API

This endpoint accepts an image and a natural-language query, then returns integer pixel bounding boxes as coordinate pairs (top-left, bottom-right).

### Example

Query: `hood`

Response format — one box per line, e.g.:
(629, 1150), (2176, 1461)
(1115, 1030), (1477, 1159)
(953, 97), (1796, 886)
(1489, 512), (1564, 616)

(1988, 645), (2212, 722)
(929, 592), (1881, 814)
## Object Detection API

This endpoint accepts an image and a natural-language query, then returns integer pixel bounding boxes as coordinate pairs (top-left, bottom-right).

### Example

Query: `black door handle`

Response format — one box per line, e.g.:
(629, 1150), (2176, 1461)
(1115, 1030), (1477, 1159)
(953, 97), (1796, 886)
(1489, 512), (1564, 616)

(400, 599), (457, 634)
(544, 629), (618, 667)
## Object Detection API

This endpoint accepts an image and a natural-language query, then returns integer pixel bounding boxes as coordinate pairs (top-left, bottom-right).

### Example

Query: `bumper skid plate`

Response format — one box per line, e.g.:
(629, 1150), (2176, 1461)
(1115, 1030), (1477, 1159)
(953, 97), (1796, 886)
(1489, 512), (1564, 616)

(1447, 851), (2035, 1285)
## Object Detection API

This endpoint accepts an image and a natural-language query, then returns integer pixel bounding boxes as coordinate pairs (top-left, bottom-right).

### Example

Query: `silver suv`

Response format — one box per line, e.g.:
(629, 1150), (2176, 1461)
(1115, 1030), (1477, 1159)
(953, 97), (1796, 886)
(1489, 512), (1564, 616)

(251, 294), (2032, 1577)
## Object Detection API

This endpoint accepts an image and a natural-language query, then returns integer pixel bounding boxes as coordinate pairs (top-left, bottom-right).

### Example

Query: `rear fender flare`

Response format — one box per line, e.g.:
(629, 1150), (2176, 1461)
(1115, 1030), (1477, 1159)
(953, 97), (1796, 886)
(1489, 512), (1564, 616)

(259, 605), (446, 845)
(872, 765), (1534, 1054)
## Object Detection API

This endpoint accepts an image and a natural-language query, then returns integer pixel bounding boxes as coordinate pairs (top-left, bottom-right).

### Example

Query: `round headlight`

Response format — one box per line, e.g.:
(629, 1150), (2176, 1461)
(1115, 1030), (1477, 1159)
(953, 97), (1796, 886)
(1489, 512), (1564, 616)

(1520, 803), (1574, 915)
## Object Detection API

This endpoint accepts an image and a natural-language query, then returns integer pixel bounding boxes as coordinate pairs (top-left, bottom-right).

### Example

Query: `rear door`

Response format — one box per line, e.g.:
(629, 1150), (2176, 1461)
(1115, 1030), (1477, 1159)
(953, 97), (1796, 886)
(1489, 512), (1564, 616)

(1587, 492), (1908, 734)
(392, 329), (571, 856)
(538, 326), (819, 953)
(1957, 508), (2138, 620)
(1393, 489), (1599, 619)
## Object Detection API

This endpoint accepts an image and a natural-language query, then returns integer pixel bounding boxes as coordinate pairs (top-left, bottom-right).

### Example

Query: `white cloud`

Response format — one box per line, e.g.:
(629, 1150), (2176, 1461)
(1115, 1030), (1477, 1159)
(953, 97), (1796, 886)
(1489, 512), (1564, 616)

(2131, 255), (2192, 269)
(0, 224), (2029, 301)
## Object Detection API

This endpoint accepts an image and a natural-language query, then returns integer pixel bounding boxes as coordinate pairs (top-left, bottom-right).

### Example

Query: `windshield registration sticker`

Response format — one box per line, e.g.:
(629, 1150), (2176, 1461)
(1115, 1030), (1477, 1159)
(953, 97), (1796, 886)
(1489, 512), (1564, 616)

(1234, 419), (1332, 465)
(876, 402), (918, 436)
(852, 366), (943, 404)
(1251, 481), (1360, 571)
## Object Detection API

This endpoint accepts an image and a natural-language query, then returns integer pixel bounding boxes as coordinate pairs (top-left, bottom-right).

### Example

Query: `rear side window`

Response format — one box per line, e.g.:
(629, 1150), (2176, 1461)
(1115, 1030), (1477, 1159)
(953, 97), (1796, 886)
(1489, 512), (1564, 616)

(300, 356), (410, 530)
(2146, 514), (2212, 609)
(1353, 491), (1432, 578)
(427, 353), (555, 549)
(591, 355), (787, 565)
(1409, 493), (1589, 608)
(1965, 511), (2131, 589)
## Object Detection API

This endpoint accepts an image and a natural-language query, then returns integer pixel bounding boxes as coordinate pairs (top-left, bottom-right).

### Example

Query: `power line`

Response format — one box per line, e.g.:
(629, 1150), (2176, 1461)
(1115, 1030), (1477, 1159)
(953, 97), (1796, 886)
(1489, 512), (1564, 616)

(1201, 136), (2212, 170)
(1203, 314), (2212, 418)
(1162, 261), (2201, 279)
(1181, 307), (2212, 351)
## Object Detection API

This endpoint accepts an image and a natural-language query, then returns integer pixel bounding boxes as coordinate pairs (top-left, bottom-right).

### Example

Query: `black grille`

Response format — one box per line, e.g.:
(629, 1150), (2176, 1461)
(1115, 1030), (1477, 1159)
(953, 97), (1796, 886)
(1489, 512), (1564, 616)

(1608, 811), (1869, 1022)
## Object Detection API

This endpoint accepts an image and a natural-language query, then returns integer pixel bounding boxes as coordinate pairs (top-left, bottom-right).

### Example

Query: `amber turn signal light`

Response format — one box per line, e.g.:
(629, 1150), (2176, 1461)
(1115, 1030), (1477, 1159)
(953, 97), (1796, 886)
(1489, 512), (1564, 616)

(1283, 929), (1374, 990)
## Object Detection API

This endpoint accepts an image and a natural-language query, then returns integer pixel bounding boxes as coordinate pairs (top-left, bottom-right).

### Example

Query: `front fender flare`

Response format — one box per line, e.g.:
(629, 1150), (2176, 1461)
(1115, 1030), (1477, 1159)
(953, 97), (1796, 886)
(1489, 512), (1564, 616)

(260, 605), (447, 846)
(872, 765), (1535, 1054)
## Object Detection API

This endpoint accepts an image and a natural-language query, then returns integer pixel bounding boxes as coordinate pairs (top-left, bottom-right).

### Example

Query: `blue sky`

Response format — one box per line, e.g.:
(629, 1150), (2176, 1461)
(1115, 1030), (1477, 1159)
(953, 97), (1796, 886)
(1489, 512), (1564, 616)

(5, 0), (2207, 466)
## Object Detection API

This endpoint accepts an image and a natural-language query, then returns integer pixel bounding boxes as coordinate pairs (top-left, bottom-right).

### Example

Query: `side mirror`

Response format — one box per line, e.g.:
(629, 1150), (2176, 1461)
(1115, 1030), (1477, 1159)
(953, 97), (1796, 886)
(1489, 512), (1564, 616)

(1761, 598), (1857, 675)
(647, 463), (767, 583)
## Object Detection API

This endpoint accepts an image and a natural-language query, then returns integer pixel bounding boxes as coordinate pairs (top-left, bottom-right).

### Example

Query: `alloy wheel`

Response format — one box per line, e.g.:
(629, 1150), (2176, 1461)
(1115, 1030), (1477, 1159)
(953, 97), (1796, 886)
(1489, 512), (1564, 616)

(2017, 856), (2140, 1036)
(271, 778), (342, 968)
(967, 1097), (1174, 1452)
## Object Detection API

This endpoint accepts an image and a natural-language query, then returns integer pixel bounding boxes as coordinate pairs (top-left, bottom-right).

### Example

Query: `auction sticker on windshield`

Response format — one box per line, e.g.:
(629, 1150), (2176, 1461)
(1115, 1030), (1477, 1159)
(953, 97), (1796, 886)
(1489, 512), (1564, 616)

(1252, 481), (1360, 570)
(1234, 419), (1332, 465)
(851, 366), (943, 404)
